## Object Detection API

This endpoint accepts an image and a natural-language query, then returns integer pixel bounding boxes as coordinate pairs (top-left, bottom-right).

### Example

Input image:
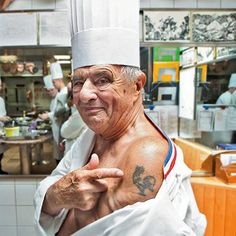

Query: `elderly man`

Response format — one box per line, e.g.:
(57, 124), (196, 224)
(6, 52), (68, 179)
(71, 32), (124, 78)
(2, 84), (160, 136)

(34, 1), (206, 235)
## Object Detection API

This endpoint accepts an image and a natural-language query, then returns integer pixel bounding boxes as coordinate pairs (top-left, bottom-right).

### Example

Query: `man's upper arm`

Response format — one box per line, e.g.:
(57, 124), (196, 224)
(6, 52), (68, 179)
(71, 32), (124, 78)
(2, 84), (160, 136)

(119, 137), (167, 204)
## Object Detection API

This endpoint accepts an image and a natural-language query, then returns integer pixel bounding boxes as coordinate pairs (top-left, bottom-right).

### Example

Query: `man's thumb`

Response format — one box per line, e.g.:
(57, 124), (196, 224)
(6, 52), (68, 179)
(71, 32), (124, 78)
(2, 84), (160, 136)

(83, 153), (99, 170)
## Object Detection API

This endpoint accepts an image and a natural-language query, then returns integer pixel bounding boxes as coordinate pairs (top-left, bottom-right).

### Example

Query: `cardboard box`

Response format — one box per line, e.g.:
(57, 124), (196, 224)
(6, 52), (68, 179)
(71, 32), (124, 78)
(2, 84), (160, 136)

(214, 151), (236, 183)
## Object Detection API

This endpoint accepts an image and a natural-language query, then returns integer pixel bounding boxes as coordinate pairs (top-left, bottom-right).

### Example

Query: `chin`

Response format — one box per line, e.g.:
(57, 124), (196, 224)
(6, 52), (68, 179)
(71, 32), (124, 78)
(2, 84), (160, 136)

(88, 126), (106, 135)
(86, 119), (107, 133)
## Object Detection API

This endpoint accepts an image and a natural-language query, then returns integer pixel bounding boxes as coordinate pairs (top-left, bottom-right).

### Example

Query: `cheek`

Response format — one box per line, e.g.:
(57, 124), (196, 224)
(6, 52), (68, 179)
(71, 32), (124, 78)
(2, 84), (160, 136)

(72, 96), (77, 105)
(72, 92), (79, 103)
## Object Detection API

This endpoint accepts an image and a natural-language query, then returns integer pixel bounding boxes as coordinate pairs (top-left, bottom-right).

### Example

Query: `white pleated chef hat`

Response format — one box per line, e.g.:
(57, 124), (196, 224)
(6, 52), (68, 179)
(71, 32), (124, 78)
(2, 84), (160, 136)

(50, 62), (63, 80)
(228, 73), (236, 88)
(43, 75), (54, 89)
(68, 0), (140, 70)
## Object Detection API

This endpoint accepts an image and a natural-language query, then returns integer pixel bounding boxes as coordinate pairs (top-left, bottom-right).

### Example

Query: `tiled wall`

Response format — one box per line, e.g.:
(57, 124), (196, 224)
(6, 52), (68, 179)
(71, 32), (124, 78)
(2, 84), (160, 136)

(0, 177), (44, 236)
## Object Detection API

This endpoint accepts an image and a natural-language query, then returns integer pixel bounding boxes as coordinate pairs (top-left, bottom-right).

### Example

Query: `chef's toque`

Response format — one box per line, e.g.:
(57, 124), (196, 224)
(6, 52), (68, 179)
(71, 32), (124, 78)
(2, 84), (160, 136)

(228, 73), (236, 88)
(68, 0), (140, 70)
(50, 62), (63, 80)
(43, 75), (54, 89)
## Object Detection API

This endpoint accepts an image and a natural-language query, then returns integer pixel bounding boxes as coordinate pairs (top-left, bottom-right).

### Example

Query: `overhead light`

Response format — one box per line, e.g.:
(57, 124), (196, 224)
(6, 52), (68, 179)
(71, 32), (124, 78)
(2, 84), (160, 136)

(0, 55), (18, 62)
(58, 60), (71, 64)
(54, 55), (71, 60)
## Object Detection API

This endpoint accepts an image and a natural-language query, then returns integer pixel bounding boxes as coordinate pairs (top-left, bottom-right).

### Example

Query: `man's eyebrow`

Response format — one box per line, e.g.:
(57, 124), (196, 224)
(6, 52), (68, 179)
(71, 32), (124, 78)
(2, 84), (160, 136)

(91, 70), (113, 78)
(73, 69), (114, 80)
(72, 76), (84, 82)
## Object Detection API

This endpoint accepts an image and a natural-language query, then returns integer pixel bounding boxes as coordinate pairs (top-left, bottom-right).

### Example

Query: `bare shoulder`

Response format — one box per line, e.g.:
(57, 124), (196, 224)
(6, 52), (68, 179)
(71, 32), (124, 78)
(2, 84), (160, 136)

(127, 135), (168, 166)
(117, 135), (169, 204)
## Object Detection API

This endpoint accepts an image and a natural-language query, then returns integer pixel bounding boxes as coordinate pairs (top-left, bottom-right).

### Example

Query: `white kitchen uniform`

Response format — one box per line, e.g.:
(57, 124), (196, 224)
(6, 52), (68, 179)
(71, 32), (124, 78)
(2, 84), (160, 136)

(216, 91), (236, 105)
(34, 119), (206, 236)
(60, 105), (86, 154)
(0, 97), (7, 117)
(48, 86), (68, 160)
(216, 74), (236, 105)
(0, 96), (7, 154)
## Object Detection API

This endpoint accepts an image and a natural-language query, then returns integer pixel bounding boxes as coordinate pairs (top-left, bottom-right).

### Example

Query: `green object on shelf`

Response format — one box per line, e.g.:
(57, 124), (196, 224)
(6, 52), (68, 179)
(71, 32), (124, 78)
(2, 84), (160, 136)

(153, 47), (180, 62)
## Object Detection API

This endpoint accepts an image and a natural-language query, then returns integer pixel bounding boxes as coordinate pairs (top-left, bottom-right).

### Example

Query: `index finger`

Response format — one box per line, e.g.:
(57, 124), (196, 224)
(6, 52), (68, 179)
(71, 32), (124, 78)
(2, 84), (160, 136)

(87, 168), (124, 180)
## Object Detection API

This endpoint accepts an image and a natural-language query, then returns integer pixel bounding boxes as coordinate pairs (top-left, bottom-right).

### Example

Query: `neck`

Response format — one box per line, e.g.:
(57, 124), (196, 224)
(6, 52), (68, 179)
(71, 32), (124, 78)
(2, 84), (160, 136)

(58, 84), (65, 92)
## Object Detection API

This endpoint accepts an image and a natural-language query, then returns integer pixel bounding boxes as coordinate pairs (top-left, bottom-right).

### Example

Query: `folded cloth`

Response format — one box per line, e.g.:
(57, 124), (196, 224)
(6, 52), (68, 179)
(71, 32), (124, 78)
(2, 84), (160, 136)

(34, 125), (206, 236)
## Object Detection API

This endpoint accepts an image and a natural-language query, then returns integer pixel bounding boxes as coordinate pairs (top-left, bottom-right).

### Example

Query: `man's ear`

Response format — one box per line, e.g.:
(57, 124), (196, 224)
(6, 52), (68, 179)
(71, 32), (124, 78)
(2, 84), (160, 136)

(135, 72), (146, 92)
(133, 72), (146, 101)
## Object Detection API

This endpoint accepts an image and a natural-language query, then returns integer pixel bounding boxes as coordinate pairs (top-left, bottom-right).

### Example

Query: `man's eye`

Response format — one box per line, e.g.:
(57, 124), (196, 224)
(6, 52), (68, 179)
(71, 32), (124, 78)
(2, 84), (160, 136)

(72, 80), (84, 92)
(73, 80), (84, 87)
(96, 78), (111, 86)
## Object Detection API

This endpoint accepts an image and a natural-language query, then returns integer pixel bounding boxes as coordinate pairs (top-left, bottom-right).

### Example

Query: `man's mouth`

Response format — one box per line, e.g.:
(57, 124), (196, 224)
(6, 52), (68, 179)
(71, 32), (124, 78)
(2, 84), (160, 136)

(83, 107), (103, 114)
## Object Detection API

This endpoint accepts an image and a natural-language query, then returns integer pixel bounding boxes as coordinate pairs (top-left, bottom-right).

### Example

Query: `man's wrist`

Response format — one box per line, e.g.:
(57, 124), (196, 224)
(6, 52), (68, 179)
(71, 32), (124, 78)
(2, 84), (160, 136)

(42, 187), (62, 217)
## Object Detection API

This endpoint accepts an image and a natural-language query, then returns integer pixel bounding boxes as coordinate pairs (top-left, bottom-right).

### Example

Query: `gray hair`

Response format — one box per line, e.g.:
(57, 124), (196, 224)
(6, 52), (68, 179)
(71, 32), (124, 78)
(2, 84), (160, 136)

(120, 66), (143, 82)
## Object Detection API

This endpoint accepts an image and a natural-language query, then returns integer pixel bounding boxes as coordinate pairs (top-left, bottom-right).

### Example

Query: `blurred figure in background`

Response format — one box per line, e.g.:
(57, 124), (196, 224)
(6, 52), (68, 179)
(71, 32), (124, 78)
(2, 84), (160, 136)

(60, 81), (86, 154)
(0, 77), (11, 174)
(39, 75), (58, 162)
(42, 75), (58, 113)
(50, 63), (70, 119)
(216, 73), (236, 105)
(39, 63), (68, 163)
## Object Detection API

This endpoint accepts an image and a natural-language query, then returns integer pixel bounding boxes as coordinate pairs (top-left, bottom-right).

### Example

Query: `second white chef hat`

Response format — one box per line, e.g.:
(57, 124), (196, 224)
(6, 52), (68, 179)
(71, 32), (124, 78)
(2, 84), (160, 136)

(228, 73), (236, 88)
(68, 0), (140, 70)
(50, 62), (63, 80)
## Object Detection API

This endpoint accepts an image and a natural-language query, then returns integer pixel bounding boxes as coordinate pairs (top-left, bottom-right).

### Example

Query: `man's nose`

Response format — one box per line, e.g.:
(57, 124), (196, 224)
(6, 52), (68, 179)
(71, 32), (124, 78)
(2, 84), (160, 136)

(79, 79), (97, 102)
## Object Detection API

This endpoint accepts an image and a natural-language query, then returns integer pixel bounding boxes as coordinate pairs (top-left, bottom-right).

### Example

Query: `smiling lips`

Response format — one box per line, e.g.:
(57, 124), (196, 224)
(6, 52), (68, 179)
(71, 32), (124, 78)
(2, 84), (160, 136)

(82, 107), (103, 115)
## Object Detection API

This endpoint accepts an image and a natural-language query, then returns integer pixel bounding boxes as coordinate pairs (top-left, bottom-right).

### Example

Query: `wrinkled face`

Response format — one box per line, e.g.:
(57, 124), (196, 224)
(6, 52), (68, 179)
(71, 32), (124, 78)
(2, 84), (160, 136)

(72, 65), (137, 133)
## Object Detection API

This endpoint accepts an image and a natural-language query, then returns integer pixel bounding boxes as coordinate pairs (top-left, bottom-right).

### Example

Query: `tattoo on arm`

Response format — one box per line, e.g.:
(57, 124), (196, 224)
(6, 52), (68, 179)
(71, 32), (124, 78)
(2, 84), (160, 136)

(132, 165), (156, 196)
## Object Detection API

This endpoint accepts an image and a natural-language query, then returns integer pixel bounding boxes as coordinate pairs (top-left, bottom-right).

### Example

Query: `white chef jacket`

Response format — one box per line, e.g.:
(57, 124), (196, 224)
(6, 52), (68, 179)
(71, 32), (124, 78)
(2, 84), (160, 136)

(47, 87), (68, 160)
(0, 96), (7, 154)
(60, 106), (86, 154)
(0, 97), (7, 117)
(48, 96), (58, 160)
(216, 90), (236, 105)
(48, 86), (68, 145)
(34, 123), (206, 236)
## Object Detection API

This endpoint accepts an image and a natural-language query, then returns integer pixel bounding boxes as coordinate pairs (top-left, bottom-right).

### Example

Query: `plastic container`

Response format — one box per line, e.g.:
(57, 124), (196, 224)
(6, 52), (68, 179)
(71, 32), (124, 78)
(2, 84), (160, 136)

(4, 127), (20, 137)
